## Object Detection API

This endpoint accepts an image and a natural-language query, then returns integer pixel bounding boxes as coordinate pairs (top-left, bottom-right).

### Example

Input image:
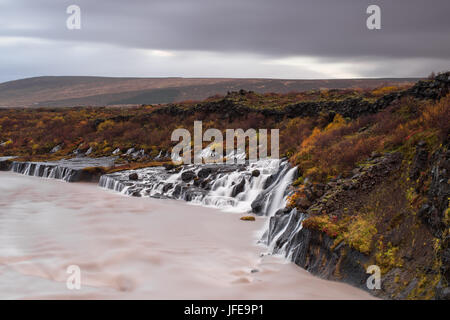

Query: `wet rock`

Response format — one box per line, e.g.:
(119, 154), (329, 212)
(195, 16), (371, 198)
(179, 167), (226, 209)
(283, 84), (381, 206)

(231, 178), (245, 197)
(181, 170), (196, 182)
(193, 177), (202, 187)
(251, 193), (266, 214)
(0, 158), (13, 171)
(251, 169), (260, 177)
(162, 183), (173, 193)
(128, 172), (139, 180)
(263, 174), (276, 189)
(130, 190), (142, 197)
(197, 167), (212, 178)
(172, 185), (183, 198)
(200, 178), (212, 190)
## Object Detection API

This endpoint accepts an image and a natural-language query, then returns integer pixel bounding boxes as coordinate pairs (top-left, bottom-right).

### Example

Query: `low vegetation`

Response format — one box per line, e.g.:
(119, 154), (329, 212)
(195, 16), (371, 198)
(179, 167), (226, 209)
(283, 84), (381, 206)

(1, 73), (448, 299)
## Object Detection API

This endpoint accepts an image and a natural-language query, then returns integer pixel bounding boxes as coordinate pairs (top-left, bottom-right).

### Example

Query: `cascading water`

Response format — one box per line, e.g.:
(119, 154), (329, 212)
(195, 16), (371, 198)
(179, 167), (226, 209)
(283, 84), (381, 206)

(99, 158), (297, 218)
(6, 154), (303, 259)
(98, 158), (303, 260)
(8, 157), (116, 182)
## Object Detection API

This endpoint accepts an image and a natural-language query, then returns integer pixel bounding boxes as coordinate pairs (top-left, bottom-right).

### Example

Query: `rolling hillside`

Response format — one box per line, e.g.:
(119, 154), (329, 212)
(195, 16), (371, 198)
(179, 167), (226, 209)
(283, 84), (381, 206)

(0, 76), (421, 108)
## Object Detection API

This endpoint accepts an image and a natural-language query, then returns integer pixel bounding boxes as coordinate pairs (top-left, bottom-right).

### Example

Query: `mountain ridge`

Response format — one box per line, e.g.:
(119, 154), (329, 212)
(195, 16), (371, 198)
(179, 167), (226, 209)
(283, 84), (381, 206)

(0, 76), (421, 108)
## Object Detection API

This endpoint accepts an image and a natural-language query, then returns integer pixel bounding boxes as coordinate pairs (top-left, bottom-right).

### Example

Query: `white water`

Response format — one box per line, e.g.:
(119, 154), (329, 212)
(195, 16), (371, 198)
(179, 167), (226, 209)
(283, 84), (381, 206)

(0, 171), (374, 299)
(99, 159), (295, 216)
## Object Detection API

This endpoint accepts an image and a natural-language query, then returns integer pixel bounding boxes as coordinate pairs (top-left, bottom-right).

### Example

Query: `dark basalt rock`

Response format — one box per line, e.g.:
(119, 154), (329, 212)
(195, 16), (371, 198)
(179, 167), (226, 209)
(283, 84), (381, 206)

(162, 183), (173, 193)
(410, 141), (429, 180)
(417, 147), (449, 238)
(251, 193), (265, 214)
(263, 174), (276, 189)
(251, 169), (260, 177)
(197, 167), (212, 179)
(150, 72), (450, 122)
(231, 178), (245, 197)
(130, 190), (142, 197)
(0, 158), (13, 171)
(128, 172), (139, 180)
(181, 170), (196, 182)
(268, 210), (371, 292)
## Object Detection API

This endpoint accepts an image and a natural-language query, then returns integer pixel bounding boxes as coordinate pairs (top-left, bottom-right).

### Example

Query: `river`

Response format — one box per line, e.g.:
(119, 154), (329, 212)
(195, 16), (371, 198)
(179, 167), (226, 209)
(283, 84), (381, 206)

(0, 171), (374, 299)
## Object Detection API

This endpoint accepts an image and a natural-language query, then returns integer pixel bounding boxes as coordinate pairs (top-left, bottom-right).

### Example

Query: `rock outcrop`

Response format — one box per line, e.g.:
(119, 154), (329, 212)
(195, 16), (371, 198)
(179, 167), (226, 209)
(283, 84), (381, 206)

(267, 145), (450, 299)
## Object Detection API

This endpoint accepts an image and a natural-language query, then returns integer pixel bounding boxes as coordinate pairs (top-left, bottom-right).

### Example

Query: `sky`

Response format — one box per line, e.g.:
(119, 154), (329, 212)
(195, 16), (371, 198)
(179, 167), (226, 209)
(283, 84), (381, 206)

(0, 0), (449, 82)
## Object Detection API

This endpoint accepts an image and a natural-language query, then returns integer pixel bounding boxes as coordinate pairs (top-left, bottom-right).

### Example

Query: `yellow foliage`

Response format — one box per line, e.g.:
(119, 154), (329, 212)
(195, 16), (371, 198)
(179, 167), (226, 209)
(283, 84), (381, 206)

(325, 114), (346, 131)
(97, 120), (115, 132)
(343, 213), (377, 254)
(372, 86), (399, 96)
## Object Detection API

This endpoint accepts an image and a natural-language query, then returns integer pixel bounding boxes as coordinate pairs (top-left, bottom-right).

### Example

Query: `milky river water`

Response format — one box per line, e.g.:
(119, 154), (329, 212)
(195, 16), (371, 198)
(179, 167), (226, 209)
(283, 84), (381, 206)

(0, 171), (374, 299)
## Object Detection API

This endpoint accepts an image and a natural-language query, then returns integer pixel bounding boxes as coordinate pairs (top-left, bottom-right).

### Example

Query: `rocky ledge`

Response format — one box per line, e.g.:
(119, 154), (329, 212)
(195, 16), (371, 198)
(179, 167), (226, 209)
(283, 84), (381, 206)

(267, 144), (449, 300)
(1, 157), (116, 182)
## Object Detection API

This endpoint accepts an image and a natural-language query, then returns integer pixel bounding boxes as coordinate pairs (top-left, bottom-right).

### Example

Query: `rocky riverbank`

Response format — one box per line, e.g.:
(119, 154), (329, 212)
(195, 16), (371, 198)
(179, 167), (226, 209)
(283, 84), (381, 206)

(267, 142), (450, 299)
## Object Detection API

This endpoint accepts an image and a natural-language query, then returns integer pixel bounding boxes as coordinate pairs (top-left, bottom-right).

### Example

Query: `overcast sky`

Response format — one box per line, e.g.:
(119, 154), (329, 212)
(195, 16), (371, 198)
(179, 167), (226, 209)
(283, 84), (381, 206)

(0, 0), (449, 82)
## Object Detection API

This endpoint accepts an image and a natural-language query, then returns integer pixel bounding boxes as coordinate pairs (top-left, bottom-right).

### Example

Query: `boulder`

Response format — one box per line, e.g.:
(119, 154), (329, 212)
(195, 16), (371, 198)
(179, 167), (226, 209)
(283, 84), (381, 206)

(231, 178), (245, 197)
(197, 167), (212, 178)
(129, 172), (139, 180)
(181, 170), (196, 182)
(251, 169), (260, 177)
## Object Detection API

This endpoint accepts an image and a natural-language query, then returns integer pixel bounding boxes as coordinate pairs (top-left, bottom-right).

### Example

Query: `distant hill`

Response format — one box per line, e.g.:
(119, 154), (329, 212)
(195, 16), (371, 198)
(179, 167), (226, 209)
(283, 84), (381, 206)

(0, 76), (422, 108)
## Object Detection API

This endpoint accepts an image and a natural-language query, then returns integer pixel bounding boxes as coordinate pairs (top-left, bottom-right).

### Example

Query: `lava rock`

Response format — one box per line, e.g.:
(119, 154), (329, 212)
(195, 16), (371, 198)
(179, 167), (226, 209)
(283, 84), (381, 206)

(231, 178), (245, 197)
(181, 170), (196, 182)
(251, 169), (260, 177)
(197, 167), (212, 178)
(129, 172), (139, 180)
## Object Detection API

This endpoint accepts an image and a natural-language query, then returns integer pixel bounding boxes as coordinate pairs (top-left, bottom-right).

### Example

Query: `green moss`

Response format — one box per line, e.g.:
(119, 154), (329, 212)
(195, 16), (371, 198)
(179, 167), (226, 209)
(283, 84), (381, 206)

(407, 273), (440, 300)
(343, 213), (377, 255)
(375, 241), (403, 273)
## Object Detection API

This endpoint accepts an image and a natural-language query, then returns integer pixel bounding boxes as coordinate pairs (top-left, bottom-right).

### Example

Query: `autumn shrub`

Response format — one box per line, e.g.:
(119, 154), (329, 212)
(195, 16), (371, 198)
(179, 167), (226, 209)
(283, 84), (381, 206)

(420, 96), (450, 140)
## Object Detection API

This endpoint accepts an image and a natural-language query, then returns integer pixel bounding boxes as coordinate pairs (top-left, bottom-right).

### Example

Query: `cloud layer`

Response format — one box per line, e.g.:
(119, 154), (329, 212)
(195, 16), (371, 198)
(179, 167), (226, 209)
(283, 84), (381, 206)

(0, 0), (449, 82)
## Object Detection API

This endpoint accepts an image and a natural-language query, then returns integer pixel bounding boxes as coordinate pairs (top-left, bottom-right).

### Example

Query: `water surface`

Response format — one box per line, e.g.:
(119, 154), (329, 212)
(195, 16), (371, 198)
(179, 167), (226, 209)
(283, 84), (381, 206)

(0, 172), (374, 299)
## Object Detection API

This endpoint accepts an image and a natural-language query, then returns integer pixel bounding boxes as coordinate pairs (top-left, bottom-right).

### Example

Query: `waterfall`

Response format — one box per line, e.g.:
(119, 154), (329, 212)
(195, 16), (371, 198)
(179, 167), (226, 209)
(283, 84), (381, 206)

(99, 158), (297, 217)
(9, 157), (116, 182)
(11, 161), (78, 182)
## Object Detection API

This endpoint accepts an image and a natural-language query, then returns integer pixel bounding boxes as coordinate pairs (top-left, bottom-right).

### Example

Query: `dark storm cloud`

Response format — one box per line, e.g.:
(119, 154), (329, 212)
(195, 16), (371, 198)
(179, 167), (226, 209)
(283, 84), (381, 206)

(0, 0), (449, 81)
(2, 0), (450, 59)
